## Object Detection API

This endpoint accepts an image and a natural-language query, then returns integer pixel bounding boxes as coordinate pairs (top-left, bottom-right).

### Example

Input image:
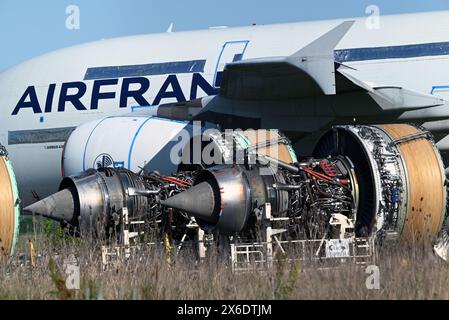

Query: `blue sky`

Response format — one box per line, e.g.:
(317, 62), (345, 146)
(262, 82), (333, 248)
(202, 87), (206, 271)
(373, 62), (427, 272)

(0, 0), (448, 71)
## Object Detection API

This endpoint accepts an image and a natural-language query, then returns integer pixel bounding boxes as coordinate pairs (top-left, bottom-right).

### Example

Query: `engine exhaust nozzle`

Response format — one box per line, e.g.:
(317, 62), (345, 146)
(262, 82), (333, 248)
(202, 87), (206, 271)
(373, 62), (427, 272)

(161, 181), (219, 224)
(23, 188), (76, 223)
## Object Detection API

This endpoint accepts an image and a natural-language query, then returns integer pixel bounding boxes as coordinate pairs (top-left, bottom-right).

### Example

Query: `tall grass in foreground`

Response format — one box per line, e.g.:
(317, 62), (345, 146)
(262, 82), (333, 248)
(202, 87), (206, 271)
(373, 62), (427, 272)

(1, 232), (449, 300)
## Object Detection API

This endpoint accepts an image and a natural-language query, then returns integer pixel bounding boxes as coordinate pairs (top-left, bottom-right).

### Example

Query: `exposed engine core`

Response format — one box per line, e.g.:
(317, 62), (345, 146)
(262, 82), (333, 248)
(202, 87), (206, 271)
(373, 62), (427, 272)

(0, 144), (20, 261)
(24, 124), (448, 250)
(162, 158), (356, 237)
(25, 168), (194, 238)
(57, 168), (150, 236)
(315, 124), (447, 241)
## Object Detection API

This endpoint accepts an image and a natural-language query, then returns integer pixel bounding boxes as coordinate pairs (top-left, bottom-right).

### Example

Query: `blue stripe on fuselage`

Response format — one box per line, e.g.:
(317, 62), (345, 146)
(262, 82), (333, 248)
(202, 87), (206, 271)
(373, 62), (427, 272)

(335, 41), (449, 62)
(84, 60), (206, 80)
(84, 42), (449, 81)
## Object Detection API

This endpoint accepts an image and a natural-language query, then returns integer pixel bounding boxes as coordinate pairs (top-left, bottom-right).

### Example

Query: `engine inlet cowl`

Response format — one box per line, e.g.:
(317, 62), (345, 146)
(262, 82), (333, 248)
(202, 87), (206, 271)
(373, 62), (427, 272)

(0, 145), (20, 261)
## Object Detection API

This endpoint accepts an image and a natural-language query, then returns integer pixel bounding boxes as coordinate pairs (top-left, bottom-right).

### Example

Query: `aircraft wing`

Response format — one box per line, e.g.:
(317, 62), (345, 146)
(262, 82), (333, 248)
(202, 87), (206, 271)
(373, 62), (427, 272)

(218, 20), (444, 111)
(220, 21), (355, 100)
(149, 20), (448, 134)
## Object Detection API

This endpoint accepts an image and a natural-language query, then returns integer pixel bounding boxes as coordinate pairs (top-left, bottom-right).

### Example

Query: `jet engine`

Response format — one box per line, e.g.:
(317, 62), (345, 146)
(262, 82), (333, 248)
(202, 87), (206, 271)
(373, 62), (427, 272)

(24, 167), (194, 238)
(24, 124), (448, 251)
(0, 144), (20, 261)
(314, 124), (447, 241)
(161, 159), (356, 237)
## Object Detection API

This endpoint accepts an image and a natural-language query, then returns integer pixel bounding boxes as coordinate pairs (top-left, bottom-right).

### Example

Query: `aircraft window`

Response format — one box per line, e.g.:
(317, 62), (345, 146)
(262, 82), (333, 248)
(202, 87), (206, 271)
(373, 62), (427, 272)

(84, 60), (206, 80)
(8, 127), (76, 145)
(232, 54), (243, 62)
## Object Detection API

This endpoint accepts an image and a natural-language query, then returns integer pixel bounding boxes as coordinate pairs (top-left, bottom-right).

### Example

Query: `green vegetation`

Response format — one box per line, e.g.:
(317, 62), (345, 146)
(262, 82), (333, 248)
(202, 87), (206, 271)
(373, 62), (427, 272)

(1, 220), (448, 300)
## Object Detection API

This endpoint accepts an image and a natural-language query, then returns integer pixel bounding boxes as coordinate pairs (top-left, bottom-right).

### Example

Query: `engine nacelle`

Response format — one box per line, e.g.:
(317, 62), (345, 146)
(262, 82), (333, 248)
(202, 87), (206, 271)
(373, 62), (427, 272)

(0, 144), (20, 261)
(63, 115), (295, 177)
(62, 115), (200, 177)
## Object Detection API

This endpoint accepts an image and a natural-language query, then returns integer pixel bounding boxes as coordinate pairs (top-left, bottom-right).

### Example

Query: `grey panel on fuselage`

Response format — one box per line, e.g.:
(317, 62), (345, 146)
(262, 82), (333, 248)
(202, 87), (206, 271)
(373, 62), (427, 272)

(8, 127), (76, 145)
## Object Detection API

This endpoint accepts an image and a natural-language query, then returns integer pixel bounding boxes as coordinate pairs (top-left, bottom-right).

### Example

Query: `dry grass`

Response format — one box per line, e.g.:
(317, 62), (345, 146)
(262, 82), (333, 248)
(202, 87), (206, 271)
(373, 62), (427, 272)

(1, 229), (449, 300)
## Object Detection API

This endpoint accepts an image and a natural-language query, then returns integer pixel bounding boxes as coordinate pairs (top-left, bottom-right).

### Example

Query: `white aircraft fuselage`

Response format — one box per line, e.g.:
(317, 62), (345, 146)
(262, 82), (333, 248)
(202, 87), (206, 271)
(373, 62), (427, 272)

(1, 10), (449, 205)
